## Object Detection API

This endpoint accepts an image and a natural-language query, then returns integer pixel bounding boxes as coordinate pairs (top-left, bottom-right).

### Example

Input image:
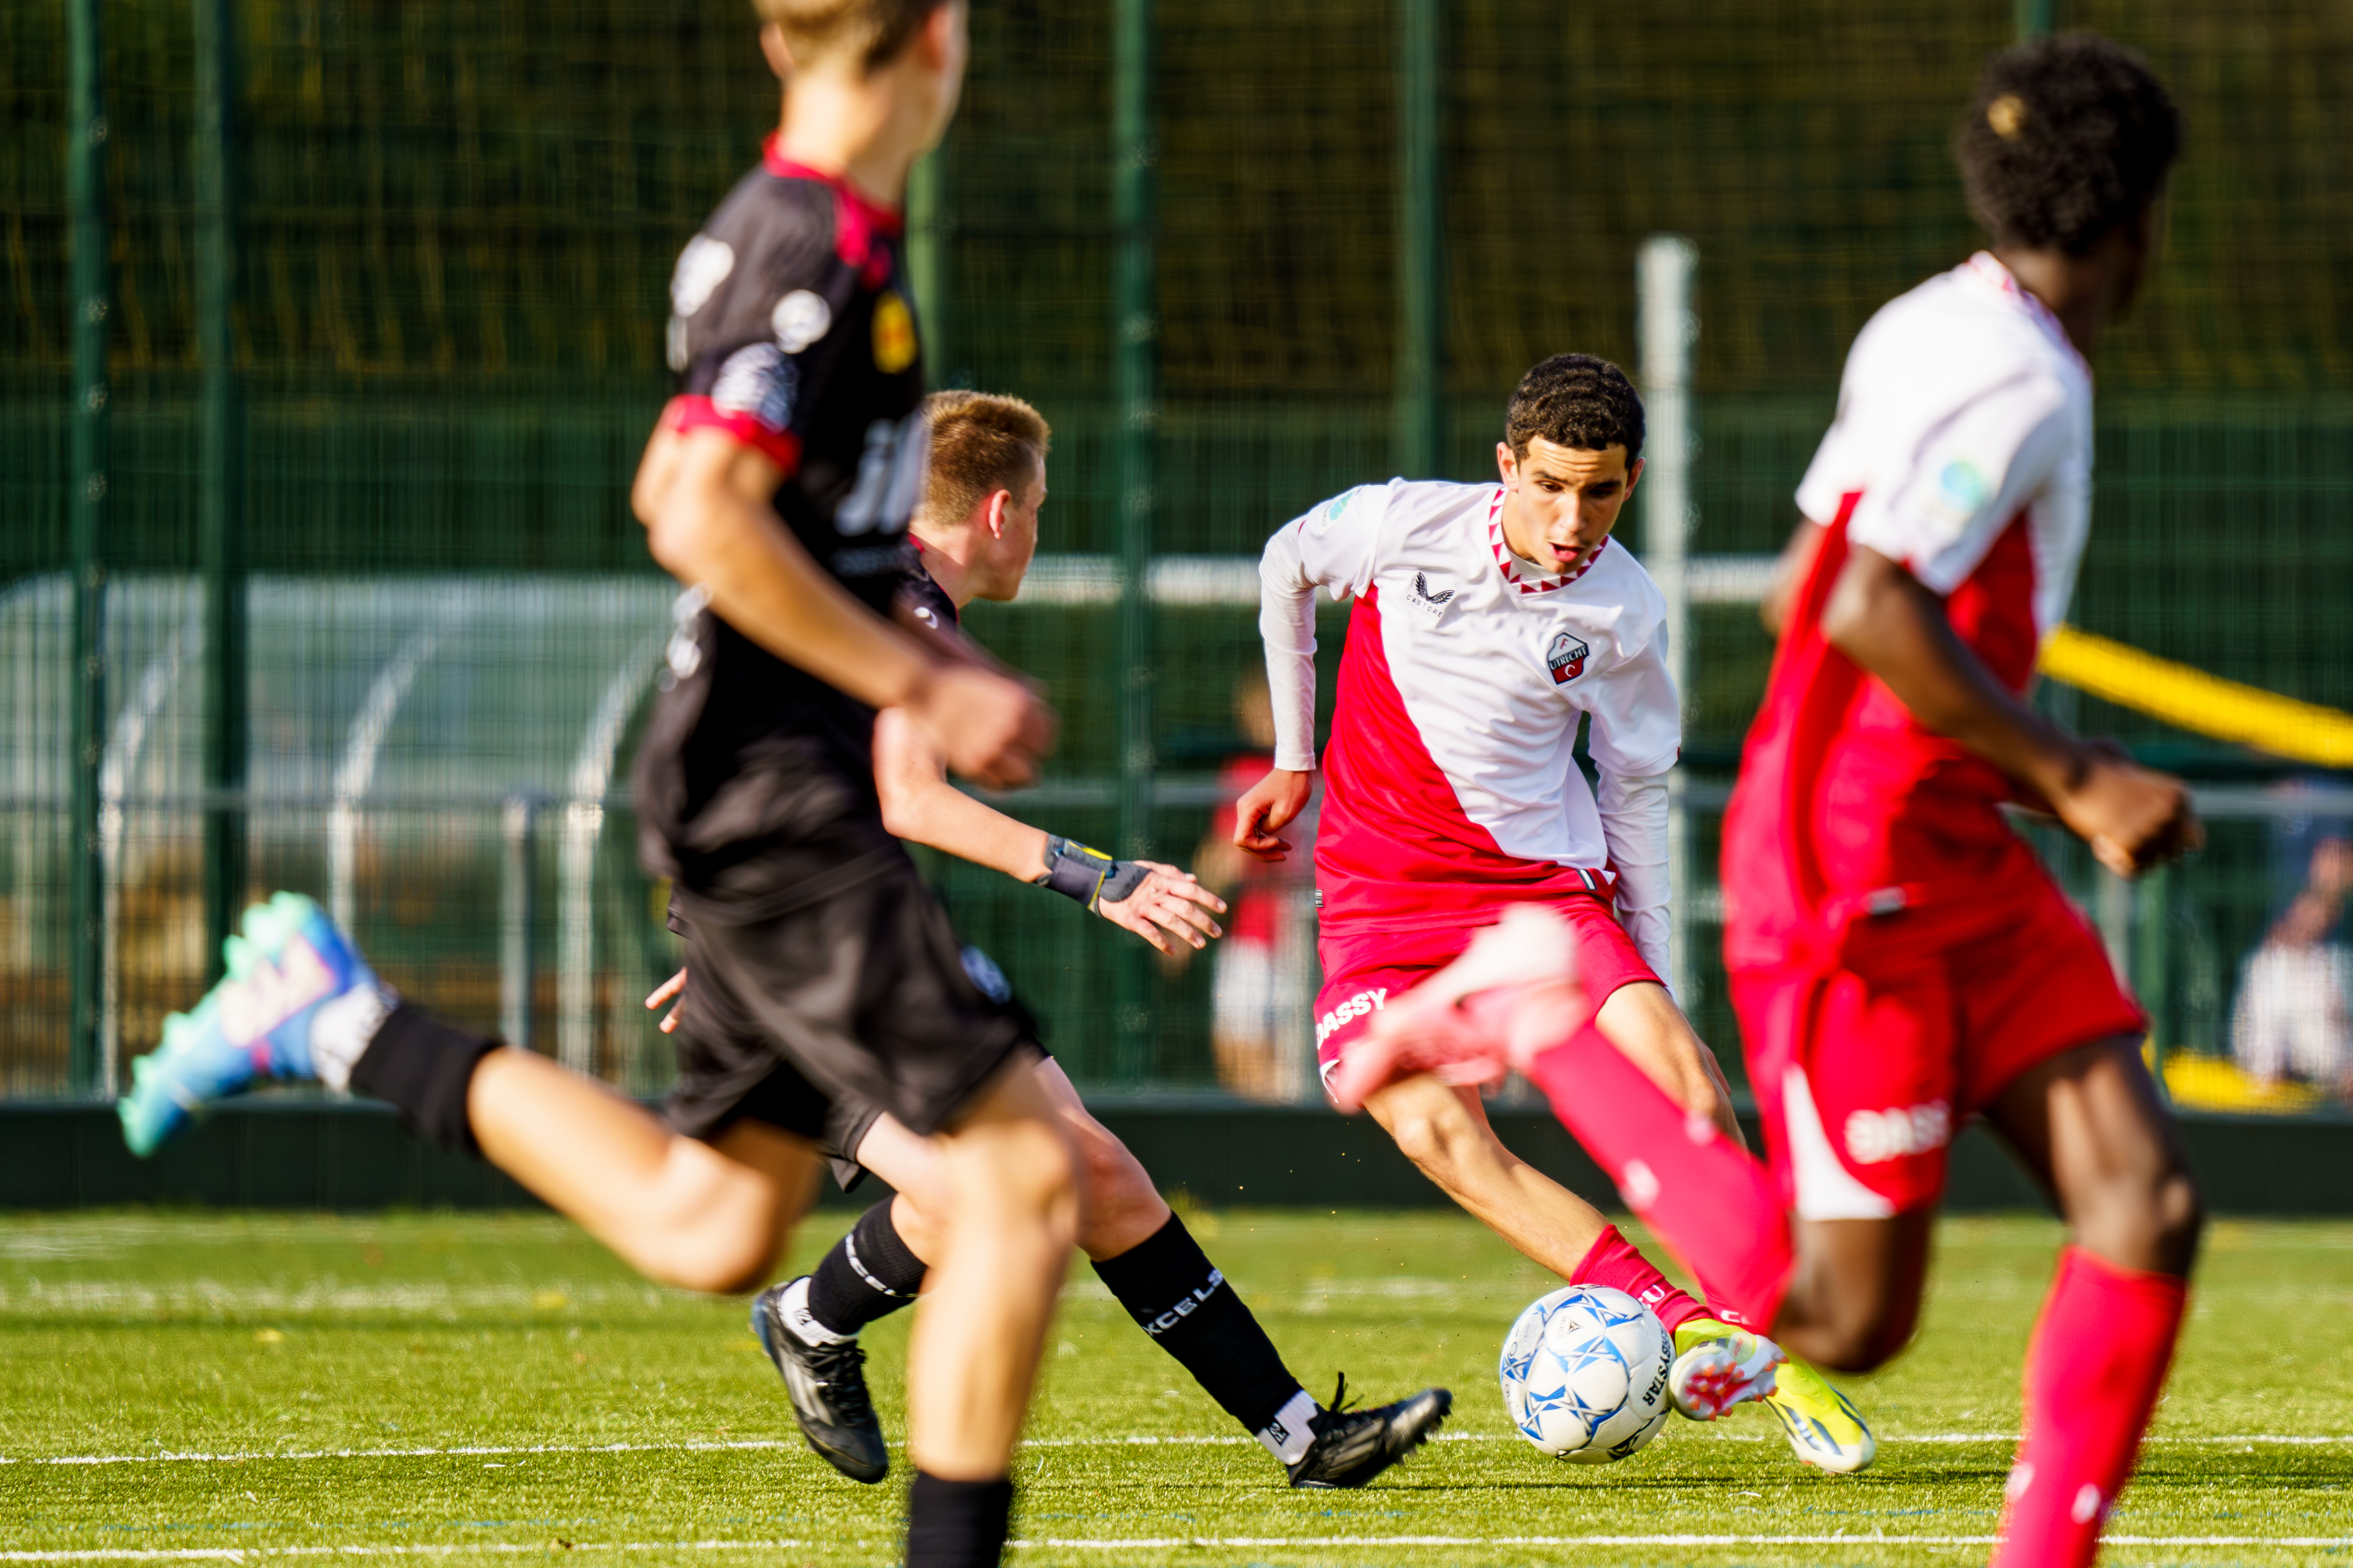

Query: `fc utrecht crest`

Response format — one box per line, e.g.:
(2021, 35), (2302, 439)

(1547, 630), (1590, 684)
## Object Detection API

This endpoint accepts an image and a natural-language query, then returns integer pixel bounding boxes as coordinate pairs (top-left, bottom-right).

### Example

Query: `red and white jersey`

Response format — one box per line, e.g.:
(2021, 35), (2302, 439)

(1260, 479), (1680, 963)
(1722, 252), (2094, 965)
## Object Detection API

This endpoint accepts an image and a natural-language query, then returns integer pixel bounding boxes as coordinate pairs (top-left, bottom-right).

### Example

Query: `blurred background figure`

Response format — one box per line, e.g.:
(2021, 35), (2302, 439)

(1193, 670), (1316, 1102)
(2232, 836), (2353, 1099)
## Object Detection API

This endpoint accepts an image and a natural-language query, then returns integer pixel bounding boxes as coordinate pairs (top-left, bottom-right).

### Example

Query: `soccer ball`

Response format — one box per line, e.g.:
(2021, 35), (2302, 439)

(1499, 1284), (1675, 1463)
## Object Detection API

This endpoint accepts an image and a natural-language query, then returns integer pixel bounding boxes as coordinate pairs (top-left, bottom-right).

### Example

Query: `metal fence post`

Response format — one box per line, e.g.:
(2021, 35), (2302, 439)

(1393, 0), (1443, 479)
(501, 796), (538, 1053)
(1111, 0), (1157, 1080)
(907, 151), (950, 387)
(196, 0), (249, 980)
(67, 0), (112, 1097)
(1638, 236), (1697, 1008)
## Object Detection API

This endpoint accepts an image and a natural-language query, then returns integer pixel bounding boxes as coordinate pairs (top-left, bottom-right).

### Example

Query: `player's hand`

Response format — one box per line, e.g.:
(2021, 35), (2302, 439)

(2055, 746), (2202, 878)
(645, 968), (687, 1035)
(1097, 860), (1227, 955)
(905, 663), (1057, 790)
(1234, 768), (1314, 862)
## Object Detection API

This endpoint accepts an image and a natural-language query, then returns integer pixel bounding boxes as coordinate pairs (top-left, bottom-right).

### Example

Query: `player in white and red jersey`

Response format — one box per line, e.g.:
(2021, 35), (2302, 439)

(1240, 354), (1875, 1471)
(1333, 37), (2199, 1568)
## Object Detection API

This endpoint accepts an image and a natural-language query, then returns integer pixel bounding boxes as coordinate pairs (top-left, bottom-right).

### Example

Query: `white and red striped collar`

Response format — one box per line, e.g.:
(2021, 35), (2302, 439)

(1485, 486), (1609, 595)
(1962, 251), (2087, 373)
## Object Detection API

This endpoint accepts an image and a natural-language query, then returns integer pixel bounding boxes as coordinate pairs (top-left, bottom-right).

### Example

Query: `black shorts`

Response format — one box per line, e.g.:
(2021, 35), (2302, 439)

(663, 1049), (892, 1192)
(658, 842), (1039, 1164)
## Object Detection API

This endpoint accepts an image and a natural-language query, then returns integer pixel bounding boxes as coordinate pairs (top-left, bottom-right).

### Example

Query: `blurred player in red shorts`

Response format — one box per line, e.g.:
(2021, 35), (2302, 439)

(1239, 355), (1875, 1471)
(1337, 35), (2200, 1568)
(1196, 670), (1318, 1102)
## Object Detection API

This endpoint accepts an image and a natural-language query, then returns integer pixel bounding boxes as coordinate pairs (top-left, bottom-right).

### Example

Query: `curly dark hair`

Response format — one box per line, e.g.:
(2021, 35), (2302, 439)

(1956, 33), (2181, 256)
(1505, 354), (1645, 462)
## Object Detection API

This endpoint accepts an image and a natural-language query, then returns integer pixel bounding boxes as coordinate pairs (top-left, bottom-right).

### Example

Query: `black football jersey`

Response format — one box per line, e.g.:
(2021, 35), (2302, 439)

(636, 141), (931, 880)
(900, 556), (960, 634)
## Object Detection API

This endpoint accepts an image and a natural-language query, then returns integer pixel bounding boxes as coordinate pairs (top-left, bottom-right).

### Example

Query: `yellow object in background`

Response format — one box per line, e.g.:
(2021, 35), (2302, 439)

(2040, 625), (2353, 767)
(2160, 1050), (2322, 1115)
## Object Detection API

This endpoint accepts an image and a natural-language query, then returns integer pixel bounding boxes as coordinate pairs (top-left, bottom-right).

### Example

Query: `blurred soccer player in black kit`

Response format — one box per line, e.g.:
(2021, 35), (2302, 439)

(645, 391), (1452, 1493)
(122, 4), (1070, 1563)
(627, 4), (1066, 1560)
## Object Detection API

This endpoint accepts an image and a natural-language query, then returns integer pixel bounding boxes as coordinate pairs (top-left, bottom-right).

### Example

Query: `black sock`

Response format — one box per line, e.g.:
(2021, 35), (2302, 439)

(806, 1199), (927, 1338)
(905, 1472), (1013, 1568)
(347, 1003), (501, 1156)
(1091, 1214), (1305, 1436)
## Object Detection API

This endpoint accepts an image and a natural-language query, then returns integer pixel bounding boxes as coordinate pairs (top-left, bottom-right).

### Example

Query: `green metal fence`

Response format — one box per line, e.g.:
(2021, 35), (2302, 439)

(4, 0), (2350, 1105)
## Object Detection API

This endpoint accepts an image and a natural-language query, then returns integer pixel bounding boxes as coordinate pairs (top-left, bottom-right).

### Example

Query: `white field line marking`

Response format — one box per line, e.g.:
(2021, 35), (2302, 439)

(8, 1430), (2348, 1467)
(11, 1535), (2353, 1562)
(0, 1550), (868, 1566)
(1012, 1538), (2353, 1552)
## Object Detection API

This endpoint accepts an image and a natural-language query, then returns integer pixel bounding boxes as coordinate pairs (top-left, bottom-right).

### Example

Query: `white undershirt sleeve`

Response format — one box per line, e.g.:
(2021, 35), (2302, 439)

(1259, 521), (1321, 773)
(1596, 767), (1673, 992)
(1257, 484), (1389, 774)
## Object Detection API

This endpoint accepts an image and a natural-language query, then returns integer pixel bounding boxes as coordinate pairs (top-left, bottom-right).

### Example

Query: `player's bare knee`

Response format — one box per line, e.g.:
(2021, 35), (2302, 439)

(954, 1111), (1080, 1234)
(659, 1218), (783, 1297)
(1368, 1078), (1483, 1180)
(1802, 1291), (1917, 1375)
(2158, 1162), (2206, 1261)
(2076, 1154), (2204, 1276)
(1073, 1127), (1163, 1241)
(1382, 1106), (1463, 1180)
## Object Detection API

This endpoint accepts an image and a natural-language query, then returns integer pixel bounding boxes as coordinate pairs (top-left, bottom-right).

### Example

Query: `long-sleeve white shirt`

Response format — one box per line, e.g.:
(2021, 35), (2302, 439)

(1259, 478), (1679, 982)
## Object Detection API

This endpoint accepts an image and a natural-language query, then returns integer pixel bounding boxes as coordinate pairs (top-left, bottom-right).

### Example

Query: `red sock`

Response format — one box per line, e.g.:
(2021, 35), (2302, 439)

(1571, 1225), (1709, 1336)
(1523, 1023), (1795, 1329)
(1993, 1247), (2188, 1568)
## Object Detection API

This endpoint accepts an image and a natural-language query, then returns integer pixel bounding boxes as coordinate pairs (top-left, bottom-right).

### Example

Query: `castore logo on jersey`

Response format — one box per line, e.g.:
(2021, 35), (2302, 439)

(1400, 571), (1456, 621)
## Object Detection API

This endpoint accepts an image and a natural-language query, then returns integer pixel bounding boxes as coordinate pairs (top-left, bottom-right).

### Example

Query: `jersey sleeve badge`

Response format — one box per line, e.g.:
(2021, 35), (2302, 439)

(872, 290), (918, 374)
(1547, 630), (1590, 684)
(771, 289), (832, 354)
(710, 343), (798, 432)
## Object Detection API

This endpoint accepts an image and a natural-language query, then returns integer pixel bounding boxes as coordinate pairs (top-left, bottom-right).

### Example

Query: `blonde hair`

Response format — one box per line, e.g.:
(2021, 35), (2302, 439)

(921, 391), (1051, 527)
(754, 0), (943, 73)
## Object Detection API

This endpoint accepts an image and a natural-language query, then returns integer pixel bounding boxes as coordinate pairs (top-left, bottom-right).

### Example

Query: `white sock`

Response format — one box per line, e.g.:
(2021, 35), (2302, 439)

(1256, 1386), (1321, 1465)
(310, 983), (396, 1092)
(777, 1275), (853, 1347)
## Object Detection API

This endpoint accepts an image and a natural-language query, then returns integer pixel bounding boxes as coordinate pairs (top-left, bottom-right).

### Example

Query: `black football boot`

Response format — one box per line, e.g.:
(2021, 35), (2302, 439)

(1287, 1375), (1453, 1488)
(750, 1279), (889, 1484)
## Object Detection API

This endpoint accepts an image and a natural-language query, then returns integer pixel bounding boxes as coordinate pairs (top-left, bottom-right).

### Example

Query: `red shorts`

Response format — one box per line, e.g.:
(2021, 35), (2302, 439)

(1313, 893), (1660, 1100)
(1731, 875), (2145, 1218)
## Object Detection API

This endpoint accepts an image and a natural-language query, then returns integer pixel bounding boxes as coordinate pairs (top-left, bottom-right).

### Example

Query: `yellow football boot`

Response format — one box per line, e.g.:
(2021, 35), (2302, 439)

(1670, 1315), (1877, 1474)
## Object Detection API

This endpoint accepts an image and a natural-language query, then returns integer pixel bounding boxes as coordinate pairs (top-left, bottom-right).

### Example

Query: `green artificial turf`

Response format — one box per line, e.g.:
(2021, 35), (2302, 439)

(2, 1208), (2349, 1565)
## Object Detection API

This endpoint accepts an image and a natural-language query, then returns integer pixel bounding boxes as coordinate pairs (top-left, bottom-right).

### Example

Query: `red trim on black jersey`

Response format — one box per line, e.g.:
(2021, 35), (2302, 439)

(761, 136), (902, 288)
(664, 393), (803, 475)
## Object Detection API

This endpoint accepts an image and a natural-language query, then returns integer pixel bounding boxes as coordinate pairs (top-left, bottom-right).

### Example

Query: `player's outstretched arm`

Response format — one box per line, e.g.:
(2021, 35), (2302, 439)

(633, 425), (1053, 789)
(1820, 541), (2200, 876)
(872, 709), (1225, 954)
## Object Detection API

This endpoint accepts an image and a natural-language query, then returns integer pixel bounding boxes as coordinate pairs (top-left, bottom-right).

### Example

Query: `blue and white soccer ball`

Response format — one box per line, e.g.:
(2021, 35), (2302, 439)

(1499, 1284), (1675, 1463)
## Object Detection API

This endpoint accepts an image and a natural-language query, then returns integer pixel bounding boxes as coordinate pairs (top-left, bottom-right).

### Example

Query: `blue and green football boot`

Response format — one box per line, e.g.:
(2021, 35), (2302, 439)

(117, 892), (379, 1156)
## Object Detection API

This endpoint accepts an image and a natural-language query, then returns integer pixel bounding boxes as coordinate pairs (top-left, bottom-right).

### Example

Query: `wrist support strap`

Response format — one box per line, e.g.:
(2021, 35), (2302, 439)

(1037, 833), (1150, 909)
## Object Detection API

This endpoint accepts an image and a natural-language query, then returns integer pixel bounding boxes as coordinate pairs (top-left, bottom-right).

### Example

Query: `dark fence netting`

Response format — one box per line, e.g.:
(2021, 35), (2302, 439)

(4, 0), (2349, 1111)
